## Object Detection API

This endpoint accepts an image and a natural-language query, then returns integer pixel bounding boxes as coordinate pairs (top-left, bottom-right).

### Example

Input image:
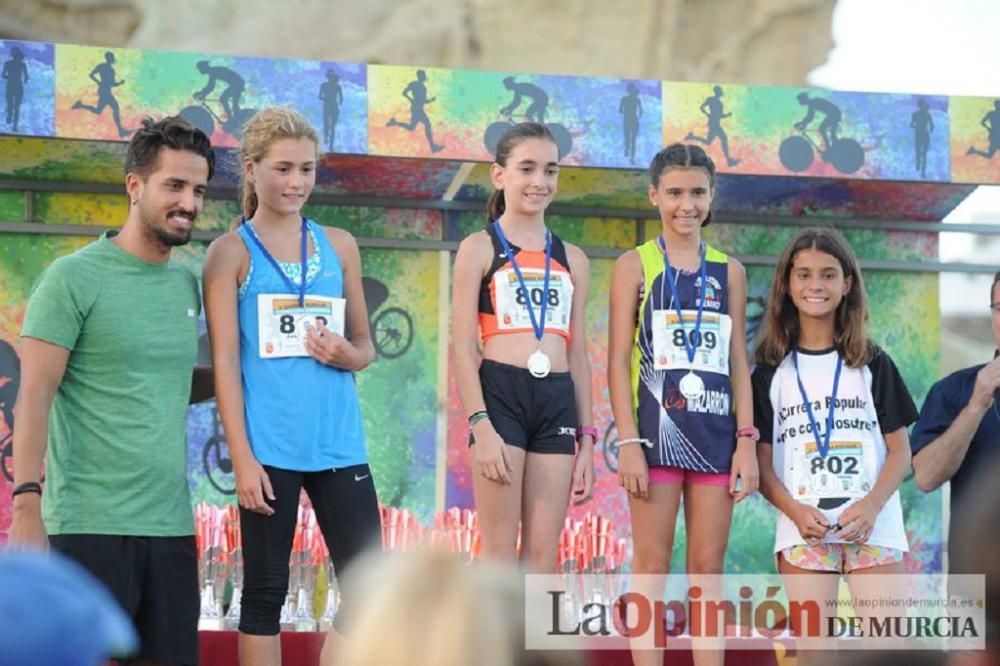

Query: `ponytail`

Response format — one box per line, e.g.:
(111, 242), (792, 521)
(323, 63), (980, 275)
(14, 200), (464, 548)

(486, 190), (506, 226)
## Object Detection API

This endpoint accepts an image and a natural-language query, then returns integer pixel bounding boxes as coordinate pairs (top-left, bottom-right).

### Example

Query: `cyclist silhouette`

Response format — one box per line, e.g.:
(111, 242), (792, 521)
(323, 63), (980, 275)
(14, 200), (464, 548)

(71, 51), (129, 138)
(194, 60), (245, 122)
(499, 76), (548, 123)
(619, 82), (642, 164)
(685, 85), (740, 167)
(911, 99), (934, 178)
(966, 100), (1000, 160)
(318, 69), (343, 152)
(3, 46), (28, 133)
(794, 92), (841, 151)
(386, 69), (444, 153)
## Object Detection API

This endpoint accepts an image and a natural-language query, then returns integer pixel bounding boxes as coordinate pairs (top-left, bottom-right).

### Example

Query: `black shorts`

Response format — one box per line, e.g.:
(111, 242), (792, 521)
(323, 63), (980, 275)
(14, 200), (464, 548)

(49, 534), (198, 665)
(472, 359), (578, 455)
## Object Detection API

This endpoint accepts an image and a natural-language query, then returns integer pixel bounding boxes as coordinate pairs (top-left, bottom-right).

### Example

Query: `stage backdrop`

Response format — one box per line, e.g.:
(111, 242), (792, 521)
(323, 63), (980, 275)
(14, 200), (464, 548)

(0, 197), (943, 574)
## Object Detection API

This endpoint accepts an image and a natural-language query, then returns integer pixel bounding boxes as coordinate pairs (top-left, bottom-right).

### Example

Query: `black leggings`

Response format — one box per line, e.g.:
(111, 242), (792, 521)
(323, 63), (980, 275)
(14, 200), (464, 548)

(238, 464), (381, 635)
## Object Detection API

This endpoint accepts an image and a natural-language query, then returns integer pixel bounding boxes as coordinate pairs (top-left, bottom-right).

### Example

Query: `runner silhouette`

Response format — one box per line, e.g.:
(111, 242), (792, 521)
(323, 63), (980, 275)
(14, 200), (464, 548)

(499, 77), (548, 123)
(794, 92), (841, 151)
(685, 85), (740, 166)
(966, 100), (1000, 160)
(318, 69), (343, 152)
(71, 51), (129, 137)
(386, 69), (444, 153)
(2, 46), (28, 133)
(619, 83), (642, 164)
(911, 98), (933, 178)
(194, 60), (245, 122)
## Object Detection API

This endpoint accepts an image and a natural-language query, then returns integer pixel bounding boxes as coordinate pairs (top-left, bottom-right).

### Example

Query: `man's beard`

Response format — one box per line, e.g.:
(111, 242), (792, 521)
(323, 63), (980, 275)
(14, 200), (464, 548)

(141, 208), (194, 249)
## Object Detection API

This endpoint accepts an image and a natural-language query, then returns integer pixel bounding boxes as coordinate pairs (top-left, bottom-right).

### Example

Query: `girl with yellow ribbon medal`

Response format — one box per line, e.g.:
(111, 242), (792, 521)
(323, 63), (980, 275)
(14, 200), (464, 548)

(608, 144), (757, 666)
(752, 228), (917, 663)
(452, 122), (595, 572)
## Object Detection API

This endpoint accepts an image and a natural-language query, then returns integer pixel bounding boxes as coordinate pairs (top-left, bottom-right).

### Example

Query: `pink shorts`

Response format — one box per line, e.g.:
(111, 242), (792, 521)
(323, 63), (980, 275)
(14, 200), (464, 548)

(648, 465), (729, 487)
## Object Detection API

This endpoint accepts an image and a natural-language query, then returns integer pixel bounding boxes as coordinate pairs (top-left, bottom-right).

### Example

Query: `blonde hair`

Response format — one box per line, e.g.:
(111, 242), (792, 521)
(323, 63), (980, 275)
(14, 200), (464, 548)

(238, 107), (320, 219)
(335, 549), (579, 666)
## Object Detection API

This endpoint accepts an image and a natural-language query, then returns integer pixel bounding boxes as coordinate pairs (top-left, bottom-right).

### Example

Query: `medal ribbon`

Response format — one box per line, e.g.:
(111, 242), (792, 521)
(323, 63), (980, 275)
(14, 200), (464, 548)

(658, 235), (707, 365)
(493, 220), (551, 344)
(245, 217), (308, 307)
(792, 350), (843, 459)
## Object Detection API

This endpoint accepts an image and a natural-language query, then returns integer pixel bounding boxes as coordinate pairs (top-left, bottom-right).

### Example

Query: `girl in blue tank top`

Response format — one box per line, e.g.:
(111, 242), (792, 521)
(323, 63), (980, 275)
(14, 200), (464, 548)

(203, 108), (380, 663)
(607, 144), (758, 666)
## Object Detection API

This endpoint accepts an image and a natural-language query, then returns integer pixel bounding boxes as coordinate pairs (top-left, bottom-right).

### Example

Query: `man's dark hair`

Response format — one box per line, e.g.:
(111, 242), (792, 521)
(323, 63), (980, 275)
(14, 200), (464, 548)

(124, 116), (215, 181)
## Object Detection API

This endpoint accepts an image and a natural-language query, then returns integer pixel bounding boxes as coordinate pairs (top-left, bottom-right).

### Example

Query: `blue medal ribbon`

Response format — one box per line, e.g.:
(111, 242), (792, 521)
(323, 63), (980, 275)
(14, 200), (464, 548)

(792, 350), (843, 459)
(245, 217), (308, 307)
(492, 220), (551, 343)
(658, 235), (707, 366)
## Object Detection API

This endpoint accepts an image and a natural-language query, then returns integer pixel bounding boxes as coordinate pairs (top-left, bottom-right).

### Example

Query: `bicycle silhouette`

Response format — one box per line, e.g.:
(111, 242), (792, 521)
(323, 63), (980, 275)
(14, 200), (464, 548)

(202, 404), (234, 495)
(483, 110), (573, 160)
(363, 276), (414, 359)
(779, 127), (864, 174)
(179, 96), (257, 138)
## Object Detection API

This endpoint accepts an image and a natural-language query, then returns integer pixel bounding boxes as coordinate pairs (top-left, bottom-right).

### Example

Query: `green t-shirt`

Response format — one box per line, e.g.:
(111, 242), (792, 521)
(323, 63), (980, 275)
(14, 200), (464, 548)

(21, 232), (200, 536)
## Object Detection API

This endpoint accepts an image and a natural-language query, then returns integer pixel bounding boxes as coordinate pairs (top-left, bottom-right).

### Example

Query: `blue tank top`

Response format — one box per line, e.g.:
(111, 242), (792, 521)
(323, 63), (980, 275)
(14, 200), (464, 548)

(631, 240), (736, 472)
(236, 220), (367, 471)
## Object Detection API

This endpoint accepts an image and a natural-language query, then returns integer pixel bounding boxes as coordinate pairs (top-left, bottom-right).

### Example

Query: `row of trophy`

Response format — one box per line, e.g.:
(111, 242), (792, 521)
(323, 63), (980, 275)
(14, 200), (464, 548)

(195, 502), (627, 631)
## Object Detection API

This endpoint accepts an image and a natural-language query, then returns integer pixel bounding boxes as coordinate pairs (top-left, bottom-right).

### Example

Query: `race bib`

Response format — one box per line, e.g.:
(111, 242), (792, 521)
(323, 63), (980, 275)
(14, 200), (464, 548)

(493, 268), (573, 333)
(651, 310), (731, 374)
(792, 440), (872, 502)
(257, 293), (345, 358)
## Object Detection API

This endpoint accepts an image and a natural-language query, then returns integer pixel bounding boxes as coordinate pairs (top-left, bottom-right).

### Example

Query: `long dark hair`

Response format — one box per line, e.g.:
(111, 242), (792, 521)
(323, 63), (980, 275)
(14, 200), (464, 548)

(648, 143), (717, 226)
(486, 122), (558, 225)
(755, 227), (873, 368)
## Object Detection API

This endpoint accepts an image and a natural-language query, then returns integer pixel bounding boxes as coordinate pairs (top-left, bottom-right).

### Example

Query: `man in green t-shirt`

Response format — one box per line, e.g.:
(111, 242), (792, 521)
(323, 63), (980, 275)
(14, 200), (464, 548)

(9, 116), (216, 666)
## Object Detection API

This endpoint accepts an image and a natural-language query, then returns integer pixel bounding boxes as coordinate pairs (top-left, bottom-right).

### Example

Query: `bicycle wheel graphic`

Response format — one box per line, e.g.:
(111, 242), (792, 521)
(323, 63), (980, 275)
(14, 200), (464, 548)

(372, 307), (414, 359)
(484, 121), (514, 155)
(546, 123), (573, 159)
(179, 105), (215, 137)
(828, 138), (864, 174)
(601, 421), (620, 474)
(0, 436), (13, 483)
(203, 436), (235, 495)
(224, 108), (258, 138)
(779, 135), (814, 172)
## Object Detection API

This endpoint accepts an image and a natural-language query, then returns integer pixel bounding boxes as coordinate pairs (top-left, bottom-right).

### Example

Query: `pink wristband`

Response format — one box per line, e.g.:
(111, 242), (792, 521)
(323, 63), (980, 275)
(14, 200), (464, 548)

(577, 426), (599, 441)
(736, 426), (760, 442)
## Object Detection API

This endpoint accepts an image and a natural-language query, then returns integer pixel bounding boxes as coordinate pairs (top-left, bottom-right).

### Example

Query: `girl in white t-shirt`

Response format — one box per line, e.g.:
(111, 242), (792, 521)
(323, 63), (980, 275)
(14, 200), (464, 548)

(752, 227), (917, 663)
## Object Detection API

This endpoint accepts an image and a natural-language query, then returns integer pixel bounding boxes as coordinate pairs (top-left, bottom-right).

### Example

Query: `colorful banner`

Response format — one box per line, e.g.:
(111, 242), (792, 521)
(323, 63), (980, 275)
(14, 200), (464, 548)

(665, 83), (952, 181)
(0, 39), (994, 185)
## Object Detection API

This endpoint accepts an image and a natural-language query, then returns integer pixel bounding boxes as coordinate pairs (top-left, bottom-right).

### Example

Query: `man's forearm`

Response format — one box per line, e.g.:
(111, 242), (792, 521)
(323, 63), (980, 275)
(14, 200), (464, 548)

(913, 403), (987, 491)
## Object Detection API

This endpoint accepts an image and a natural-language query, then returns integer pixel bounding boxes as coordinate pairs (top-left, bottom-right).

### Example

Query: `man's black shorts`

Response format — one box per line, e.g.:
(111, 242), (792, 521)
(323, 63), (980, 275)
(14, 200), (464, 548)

(50, 534), (199, 665)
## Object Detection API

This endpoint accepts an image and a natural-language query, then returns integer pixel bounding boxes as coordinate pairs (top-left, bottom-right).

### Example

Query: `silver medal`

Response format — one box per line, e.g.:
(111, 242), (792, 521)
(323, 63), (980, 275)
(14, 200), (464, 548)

(527, 349), (551, 378)
(679, 370), (705, 400)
